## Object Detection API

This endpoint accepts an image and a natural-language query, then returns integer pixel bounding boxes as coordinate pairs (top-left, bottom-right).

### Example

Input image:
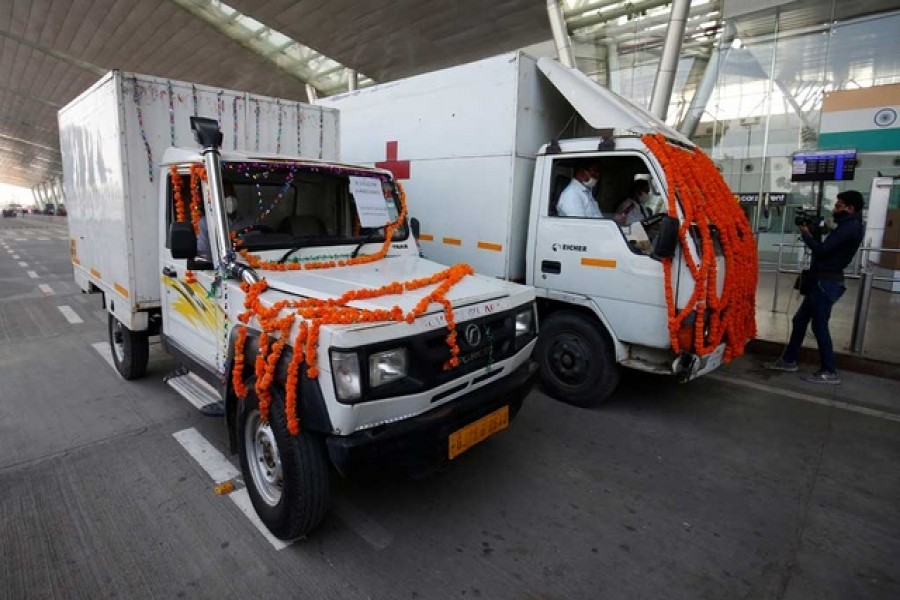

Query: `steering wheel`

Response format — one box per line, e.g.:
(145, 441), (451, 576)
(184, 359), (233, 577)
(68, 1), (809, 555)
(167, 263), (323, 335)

(235, 223), (274, 236)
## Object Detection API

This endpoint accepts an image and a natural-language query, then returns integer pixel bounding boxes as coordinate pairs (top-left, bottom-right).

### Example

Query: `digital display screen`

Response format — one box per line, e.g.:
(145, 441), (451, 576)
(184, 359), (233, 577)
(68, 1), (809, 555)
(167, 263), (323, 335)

(791, 149), (857, 182)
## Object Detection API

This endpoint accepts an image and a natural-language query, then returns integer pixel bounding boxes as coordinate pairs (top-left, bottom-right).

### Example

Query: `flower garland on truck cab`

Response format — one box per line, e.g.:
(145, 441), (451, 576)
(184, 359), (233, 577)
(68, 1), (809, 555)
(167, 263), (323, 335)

(168, 167), (474, 435)
(642, 134), (757, 362)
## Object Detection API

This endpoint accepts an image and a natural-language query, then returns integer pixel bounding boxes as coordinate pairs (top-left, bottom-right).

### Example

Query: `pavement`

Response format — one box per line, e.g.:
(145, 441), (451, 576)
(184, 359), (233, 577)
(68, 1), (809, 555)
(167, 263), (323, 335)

(1, 214), (898, 599)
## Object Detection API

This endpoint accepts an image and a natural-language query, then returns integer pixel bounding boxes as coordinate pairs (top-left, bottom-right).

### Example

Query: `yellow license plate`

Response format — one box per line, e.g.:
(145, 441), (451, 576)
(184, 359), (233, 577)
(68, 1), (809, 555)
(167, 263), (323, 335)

(448, 405), (509, 460)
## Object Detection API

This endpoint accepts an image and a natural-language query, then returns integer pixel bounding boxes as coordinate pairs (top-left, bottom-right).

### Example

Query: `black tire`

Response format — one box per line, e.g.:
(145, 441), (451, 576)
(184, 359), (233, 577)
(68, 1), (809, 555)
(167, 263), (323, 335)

(534, 310), (620, 407)
(108, 312), (149, 380)
(237, 381), (330, 540)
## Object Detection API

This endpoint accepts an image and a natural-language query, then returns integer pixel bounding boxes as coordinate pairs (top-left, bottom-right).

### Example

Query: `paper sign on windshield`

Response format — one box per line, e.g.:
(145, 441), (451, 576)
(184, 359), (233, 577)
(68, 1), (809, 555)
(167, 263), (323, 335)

(349, 176), (390, 228)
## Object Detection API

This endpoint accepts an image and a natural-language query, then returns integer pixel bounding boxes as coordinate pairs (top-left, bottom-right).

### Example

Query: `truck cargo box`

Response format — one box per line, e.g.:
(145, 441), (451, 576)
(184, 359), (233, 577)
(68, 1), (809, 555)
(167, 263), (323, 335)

(59, 71), (338, 325)
(323, 52), (571, 280)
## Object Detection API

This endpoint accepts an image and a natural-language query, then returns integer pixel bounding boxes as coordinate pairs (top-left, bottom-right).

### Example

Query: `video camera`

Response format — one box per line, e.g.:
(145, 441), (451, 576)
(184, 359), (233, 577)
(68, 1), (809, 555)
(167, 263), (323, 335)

(793, 209), (825, 229)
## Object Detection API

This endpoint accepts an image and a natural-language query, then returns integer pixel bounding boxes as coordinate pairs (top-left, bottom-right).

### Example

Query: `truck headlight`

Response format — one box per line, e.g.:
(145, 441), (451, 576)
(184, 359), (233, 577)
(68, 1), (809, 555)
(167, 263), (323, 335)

(331, 351), (361, 401)
(369, 348), (408, 387)
(515, 308), (535, 337)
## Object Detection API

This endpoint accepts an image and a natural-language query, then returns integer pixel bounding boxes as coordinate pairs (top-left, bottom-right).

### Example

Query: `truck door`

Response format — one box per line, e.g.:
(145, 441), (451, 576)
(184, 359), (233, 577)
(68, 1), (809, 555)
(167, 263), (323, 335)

(160, 172), (222, 371)
(531, 153), (671, 348)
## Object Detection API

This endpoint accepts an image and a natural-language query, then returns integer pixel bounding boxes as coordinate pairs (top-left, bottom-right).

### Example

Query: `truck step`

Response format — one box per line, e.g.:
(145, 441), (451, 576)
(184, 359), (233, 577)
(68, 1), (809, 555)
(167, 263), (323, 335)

(166, 370), (225, 416)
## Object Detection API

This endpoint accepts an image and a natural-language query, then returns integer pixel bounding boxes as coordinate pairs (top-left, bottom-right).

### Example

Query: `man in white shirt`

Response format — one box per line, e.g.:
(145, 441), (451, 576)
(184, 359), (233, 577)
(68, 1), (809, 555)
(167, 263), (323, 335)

(556, 162), (602, 218)
(615, 179), (653, 226)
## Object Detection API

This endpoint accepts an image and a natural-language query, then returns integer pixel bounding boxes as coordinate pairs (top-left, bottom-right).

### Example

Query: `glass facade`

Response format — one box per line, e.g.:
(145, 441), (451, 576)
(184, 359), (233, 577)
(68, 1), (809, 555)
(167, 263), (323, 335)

(567, 1), (900, 267)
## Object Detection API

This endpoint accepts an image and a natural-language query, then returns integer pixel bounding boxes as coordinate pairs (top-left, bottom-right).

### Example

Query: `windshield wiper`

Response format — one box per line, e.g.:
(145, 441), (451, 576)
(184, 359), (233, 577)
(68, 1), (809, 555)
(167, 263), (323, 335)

(350, 228), (384, 259)
(278, 243), (306, 264)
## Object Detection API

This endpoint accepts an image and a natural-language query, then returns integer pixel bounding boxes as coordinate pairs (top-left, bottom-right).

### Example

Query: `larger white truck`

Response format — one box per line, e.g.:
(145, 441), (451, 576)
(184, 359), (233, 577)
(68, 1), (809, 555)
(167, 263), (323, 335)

(323, 52), (757, 406)
(59, 71), (538, 539)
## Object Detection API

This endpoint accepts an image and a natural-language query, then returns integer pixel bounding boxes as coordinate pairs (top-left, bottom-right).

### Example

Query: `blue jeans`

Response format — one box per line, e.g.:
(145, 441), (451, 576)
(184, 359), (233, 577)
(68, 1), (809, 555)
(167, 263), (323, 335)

(783, 280), (846, 373)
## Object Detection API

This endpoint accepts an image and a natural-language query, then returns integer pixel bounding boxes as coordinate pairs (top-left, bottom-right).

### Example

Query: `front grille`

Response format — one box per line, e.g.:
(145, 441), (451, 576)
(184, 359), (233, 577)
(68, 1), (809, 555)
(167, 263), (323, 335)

(335, 305), (529, 403)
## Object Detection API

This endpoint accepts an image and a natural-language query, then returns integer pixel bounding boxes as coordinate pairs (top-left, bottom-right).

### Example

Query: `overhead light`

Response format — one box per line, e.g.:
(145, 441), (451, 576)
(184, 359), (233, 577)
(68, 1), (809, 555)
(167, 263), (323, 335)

(731, 38), (743, 49)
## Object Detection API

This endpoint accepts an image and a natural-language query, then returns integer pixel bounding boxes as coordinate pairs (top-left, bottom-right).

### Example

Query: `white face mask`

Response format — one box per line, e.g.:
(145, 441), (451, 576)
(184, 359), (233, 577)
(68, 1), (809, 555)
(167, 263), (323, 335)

(584, 177), (598, 190)
(224, 195), (237, 214)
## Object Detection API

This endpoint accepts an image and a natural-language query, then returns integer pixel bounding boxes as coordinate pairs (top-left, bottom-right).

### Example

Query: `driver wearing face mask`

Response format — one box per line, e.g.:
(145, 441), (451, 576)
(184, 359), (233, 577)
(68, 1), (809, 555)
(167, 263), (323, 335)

(557, 161), (603, 218)
(615, 179), (653, 227)
(223, 183), (256, 234)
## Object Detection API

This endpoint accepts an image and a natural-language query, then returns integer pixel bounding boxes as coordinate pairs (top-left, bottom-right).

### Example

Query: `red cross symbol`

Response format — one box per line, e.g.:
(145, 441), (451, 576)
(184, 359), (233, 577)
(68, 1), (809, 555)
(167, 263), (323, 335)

(375, 141), (410, 180)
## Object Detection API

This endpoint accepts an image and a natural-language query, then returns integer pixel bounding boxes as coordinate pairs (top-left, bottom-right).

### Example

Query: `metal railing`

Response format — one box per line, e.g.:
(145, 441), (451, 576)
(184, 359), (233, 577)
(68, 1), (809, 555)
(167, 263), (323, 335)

(771, 243), (900, 354)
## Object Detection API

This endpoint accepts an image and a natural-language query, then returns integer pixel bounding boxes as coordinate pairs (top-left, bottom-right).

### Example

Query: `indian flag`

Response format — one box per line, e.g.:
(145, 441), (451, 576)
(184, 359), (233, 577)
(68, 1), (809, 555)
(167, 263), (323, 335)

(819, 83), (900, 152)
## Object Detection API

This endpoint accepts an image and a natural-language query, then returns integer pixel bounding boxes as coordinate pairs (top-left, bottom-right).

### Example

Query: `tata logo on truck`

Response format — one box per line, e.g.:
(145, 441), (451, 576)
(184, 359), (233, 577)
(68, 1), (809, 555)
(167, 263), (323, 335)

(552, 243), (587, 253)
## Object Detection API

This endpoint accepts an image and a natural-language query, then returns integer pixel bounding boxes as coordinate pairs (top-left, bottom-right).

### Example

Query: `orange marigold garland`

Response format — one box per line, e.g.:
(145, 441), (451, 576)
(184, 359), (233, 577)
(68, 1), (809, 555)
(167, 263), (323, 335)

(186, 173), (475, 436)
(170, 164), (187, 223)
(643, 134), (757, 362)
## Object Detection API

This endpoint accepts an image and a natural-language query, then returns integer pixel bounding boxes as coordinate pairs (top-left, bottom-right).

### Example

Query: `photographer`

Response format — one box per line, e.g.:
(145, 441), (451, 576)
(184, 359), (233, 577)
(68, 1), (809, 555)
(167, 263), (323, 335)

(764, 190), (865, 384)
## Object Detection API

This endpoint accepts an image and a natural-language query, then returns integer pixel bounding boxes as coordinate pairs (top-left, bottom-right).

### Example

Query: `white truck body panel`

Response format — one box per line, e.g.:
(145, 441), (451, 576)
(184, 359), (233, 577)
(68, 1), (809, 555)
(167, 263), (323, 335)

(322, 53), (571, 281)
(59, 71), (338, 327)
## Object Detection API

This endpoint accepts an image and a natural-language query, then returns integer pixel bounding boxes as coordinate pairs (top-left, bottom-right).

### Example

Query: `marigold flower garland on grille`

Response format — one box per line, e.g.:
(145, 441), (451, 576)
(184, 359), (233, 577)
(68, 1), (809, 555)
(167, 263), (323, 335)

(642, 134), (757, 361)
(167, 166), (474, 436)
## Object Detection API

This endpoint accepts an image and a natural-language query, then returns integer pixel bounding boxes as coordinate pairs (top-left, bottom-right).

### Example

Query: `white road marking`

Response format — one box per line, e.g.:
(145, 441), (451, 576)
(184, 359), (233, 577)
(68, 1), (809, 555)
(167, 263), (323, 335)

(91, 341), (120, 375)
(11, 253), (19, 258)
(709, 373), (900, 423)
(17, 261), (28, 267)
(37, 237), (50, 241)
(14, 238), (27, 241)
(57, 305), (83, 324)
(172, 428), (289, 551)
(39, 284), (54, 295)
(26, 270), (38, 279)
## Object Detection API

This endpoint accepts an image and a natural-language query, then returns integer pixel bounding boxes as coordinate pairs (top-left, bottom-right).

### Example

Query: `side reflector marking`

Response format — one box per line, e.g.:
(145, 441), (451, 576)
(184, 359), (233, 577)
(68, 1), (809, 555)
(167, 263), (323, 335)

(477, 241), (502, 252)
(580, 258), (617, 269)
(442, 237), (462, 246)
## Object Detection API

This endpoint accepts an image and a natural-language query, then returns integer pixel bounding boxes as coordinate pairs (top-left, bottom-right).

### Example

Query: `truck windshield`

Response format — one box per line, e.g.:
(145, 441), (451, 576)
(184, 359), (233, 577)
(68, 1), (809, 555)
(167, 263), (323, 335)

(220, 161), (408, 252)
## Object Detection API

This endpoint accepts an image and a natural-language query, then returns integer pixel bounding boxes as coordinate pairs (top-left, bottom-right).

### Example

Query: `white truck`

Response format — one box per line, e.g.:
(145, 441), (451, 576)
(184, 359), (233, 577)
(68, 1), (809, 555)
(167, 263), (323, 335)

(59, 71), (539, 539)
(323, 52), (756, 406)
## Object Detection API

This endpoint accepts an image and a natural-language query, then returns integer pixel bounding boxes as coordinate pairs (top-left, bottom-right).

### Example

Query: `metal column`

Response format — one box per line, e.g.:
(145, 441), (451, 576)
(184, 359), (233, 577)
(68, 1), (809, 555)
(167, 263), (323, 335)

(547, 0), (575, 68)
(649, 0), (691, 120)
(679, 23), (735, 137)
(347, 70), (358, 92)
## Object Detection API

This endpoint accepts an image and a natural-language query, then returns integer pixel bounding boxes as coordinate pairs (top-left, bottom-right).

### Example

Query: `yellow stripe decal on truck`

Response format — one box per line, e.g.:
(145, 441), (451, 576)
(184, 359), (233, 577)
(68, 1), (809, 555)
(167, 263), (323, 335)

(90, 268), (101, 279)
(418, 234), (434, 241)
(581, 258), (617, 269)
(71, 257), (81, 265)
(114, 283), (130, 298)
(443, 237), (462, 246)
(477, 241), (503, 252)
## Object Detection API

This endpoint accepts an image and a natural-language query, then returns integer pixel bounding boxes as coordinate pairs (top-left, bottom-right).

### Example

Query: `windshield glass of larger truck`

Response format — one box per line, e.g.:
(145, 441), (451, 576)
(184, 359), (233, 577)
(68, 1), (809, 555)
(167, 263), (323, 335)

(217, 161), (408, 252)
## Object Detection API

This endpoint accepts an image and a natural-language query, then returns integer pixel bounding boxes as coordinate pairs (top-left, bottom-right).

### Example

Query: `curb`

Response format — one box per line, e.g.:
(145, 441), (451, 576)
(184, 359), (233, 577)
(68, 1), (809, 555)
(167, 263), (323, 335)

(747, 339), (900, 381)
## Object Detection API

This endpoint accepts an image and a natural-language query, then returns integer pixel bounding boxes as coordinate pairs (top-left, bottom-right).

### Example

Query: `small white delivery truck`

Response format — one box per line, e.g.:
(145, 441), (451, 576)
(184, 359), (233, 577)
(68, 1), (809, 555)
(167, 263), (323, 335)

(323, 52), (757, 407)
(59, 71), (539, 539)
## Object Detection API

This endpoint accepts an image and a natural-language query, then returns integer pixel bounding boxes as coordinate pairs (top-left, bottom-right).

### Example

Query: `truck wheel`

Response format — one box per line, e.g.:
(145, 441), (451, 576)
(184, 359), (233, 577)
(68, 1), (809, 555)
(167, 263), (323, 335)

(108, 313), (149, 380)
(238, 382), (330, 540)
(535, 311), (620, 407)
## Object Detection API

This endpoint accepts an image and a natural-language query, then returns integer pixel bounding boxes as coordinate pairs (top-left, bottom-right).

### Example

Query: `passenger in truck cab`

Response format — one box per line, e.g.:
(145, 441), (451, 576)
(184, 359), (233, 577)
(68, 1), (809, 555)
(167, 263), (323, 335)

(224, 183), (257, 235)
(614, 178), (653, 226)
(556, 161), (603, 218)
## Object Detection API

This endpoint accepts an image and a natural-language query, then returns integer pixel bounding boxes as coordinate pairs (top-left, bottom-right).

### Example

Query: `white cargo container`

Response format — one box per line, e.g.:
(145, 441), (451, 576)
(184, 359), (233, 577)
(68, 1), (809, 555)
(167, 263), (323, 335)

(324, 52), (756, 407)
(60, 71), (538, 540)
(60, 71), (338, 329)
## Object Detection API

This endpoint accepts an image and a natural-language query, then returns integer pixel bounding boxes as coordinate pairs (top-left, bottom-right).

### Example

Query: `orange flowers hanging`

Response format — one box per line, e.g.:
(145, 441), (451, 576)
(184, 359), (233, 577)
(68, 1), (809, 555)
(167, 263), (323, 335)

(168, 166), (474, 436)
(642, 134), (757, 362)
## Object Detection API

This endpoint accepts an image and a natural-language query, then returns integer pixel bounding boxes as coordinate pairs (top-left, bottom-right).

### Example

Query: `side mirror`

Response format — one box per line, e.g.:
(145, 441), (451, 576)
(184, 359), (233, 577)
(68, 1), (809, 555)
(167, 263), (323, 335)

(169, 222), (197, 260)
(651, 215), (680, 260)
(410, 217), (421, 240)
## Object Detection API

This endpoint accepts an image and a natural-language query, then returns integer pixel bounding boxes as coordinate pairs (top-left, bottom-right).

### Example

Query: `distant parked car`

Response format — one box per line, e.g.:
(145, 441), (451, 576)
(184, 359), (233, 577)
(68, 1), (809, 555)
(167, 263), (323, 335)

(2, 206), (17, 218)
(43, 205), (56, 215)
(56, 205), (67, 216)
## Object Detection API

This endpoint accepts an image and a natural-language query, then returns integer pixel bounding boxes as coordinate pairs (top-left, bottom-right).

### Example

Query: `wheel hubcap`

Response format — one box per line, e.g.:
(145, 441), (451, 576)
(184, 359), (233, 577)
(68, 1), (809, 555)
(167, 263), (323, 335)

(549, 333), (590, 386)
(111, 320), (126, 362)
(245, 410), (283, 506)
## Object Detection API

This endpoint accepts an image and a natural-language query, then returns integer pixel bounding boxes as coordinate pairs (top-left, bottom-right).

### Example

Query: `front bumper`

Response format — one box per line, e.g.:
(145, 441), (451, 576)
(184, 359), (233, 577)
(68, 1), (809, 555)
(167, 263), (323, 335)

(326, 360), (538, 478)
